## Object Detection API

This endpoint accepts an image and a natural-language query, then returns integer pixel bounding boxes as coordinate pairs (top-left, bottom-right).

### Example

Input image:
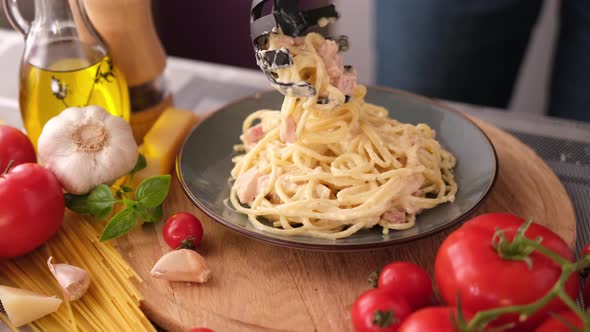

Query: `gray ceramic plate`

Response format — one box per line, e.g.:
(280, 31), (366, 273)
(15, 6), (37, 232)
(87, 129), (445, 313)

(177, 87), (498, 251)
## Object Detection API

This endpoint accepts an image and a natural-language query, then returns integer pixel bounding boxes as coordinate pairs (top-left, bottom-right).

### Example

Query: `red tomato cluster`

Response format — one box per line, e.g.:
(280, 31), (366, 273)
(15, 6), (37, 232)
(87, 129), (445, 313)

(0, 125), (65, 258)
(351, 213), (584, 332)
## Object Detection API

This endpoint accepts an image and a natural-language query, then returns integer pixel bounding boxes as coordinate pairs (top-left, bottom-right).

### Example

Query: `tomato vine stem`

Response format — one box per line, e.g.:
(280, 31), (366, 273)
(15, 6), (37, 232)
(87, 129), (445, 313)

(463, 220), (590, 331)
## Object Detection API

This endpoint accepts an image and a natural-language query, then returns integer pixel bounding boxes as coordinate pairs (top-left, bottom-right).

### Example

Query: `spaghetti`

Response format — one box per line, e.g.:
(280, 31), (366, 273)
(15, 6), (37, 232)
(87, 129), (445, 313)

(0, 213), (154, 331)
(230, 32), (458, 239)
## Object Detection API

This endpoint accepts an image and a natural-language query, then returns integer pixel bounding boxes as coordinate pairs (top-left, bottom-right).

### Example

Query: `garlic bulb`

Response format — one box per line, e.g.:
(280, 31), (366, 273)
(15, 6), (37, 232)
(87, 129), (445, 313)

(38, 105), (138, 194)
(47, 257), (91, 301)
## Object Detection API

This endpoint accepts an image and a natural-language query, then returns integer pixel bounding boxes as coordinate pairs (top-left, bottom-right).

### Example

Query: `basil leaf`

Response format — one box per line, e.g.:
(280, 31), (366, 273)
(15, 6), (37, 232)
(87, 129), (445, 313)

(100, 208), (137, 241)
(143, 204), (163, 223)
(88, 184), (117, 220)
(135, 175), (171, 208)
(150, 205), (163, 222)
(64, 193), (91, 214)
(130, 154), (147, 175)
(122, 197), (137, 209)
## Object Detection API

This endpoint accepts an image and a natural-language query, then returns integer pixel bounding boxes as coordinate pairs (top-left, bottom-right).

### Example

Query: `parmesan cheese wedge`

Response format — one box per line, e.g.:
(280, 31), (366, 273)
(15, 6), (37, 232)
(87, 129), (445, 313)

(0, 285), (62, 327)
(137, 108), (198, 180)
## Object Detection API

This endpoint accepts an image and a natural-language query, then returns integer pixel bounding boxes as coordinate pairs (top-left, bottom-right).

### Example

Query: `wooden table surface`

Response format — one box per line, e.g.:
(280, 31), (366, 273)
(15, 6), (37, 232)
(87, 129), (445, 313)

(114, 117), (576, 332)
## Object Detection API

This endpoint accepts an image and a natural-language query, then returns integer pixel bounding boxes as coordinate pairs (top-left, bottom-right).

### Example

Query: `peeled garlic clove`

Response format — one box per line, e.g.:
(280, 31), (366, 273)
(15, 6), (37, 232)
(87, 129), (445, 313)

(47, 257), (91, 301)
(151, 249), (211, 283)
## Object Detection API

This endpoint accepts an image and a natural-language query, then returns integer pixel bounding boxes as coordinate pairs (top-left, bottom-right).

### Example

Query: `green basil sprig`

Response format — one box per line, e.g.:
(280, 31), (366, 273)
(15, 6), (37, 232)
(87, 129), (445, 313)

(64, 154), (171, 241)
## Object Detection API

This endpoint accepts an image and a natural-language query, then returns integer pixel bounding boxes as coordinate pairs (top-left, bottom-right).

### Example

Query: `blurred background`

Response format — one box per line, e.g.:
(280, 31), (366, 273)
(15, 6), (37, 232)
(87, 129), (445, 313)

(0, 0), (558, 116)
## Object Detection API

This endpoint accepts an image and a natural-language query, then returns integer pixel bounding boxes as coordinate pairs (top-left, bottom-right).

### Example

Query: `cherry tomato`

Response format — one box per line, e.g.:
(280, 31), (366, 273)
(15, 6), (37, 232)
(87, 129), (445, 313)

(163, 212), (204, 250)
(377, 262), (432, 310)
(0, 163), (64, 258)
(535, 310), (584, 332)
(581, 243), (590, 258)
(398, 306), (474, 332)
(351, 288), (412, 332)
(0, 125), (36, 170)
(435, 213), (579, 331)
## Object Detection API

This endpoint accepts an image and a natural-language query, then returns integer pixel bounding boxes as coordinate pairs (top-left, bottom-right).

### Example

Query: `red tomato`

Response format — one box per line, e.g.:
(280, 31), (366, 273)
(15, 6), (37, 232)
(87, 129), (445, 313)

(163, 212), (204, 250)
(377, 262), (432, 310)
(535, 310), (584, 332)
(0, 163), (64, 258)
(398, 306), (474, 332)
(351, 288), (412, 332)
(0, 125), (36, 170)
(435, 213), (579, 331)
(582, 244), (590, 310)
(583, 277), (590, 310)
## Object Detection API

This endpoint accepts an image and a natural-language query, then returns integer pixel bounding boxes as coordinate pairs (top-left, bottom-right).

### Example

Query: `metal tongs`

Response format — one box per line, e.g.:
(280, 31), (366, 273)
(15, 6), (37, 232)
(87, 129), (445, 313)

(250, 0), (349, 99)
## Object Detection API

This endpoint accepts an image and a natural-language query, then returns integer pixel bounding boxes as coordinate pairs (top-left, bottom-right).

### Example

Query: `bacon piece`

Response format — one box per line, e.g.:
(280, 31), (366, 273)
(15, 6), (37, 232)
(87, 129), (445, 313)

(314, 184), (331, 199)
(317, 39), (358, 96)
(381, 208), (406, 224)
(236, 168), (262, 205)
(334, 72), (357, 96)
(240, 124), (265, 151)
(280, 116), (297, 143)
(318, 40), (343, 81)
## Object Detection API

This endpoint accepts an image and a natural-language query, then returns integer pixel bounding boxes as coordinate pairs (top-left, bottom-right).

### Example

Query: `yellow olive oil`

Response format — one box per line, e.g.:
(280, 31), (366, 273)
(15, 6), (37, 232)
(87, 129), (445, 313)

(19, 43), (130, 148)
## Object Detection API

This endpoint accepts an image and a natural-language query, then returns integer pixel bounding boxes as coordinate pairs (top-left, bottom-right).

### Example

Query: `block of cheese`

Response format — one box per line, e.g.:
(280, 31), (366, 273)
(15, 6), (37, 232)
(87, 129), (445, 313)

(137, 108), (198, 179)
(0, 285), (62, 327)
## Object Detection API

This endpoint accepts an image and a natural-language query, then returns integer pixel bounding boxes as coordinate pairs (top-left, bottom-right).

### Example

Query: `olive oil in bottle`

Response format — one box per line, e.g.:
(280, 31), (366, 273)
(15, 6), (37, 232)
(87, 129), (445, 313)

(6, 0), (131, 148)
(19, 42), (130, 148)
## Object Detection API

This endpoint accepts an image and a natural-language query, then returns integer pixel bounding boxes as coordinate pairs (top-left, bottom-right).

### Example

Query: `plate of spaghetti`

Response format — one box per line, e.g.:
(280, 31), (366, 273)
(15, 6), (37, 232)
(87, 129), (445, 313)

(177, 32), (497, 250)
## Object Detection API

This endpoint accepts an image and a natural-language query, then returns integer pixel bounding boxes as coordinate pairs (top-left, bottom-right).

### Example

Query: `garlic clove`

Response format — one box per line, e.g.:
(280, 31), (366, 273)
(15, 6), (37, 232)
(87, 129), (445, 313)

(47, 257), (91, 301)
(151, 249), (211, 283)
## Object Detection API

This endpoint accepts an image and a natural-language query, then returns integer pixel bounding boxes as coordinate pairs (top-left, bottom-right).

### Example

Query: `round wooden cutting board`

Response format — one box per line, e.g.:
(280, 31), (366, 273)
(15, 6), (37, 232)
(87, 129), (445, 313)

(114, 116), (576, 332)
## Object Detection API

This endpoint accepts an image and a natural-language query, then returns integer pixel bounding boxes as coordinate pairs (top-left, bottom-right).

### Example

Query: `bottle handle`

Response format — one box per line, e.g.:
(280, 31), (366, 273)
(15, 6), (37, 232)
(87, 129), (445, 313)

(3, 0), (30, 36)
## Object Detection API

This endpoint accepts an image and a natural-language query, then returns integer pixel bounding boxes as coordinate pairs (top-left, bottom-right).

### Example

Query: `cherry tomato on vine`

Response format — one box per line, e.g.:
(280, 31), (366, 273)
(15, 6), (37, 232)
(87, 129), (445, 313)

(581, 243), (590, 258)
(377, 262), (432, 310)
(163, 212), (204, 250)
(0, 125), (36, 170)
(535, 310), (584, 332)
(435, 213), (579, 331)
(398, 306), (474, 332)
(351, 288), (412, 332)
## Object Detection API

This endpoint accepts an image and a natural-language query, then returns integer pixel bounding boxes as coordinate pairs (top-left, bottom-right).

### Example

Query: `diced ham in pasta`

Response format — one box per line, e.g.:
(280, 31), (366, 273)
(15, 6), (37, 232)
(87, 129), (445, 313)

(240, 124), (265, 151)
(280, 115), (297, 143)
(317, 39), (357, 96)
(334, 72), (357, 96)
(381, 208), (407, 224)
(236, 167), (262, 204)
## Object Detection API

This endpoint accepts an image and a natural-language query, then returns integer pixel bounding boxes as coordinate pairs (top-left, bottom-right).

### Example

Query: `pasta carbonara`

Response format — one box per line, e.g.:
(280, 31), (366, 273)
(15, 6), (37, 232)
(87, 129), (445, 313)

(229, 32), (457, 239)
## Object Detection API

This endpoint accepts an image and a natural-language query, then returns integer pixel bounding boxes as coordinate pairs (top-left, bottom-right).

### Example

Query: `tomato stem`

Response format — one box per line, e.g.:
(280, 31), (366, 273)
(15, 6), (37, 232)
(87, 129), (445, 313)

(491, 218), (541, 268)
(179, 237), (196, 250)
(372, 310), (395, 328)
(466, 235), (590, 330)
(2, 160), (14, 175)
